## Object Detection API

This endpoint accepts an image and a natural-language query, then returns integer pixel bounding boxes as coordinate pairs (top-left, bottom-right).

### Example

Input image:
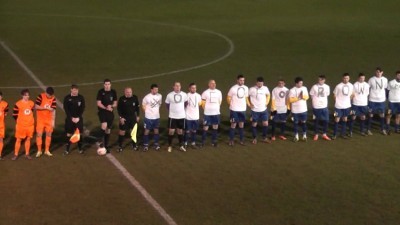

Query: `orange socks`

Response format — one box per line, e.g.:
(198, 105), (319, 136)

(0, 141), (3, 156)
(45, 136), (52, 152)
(36, 136), (43, 152)
(24, 138), (31, 155)
(14, 138), (21, 156)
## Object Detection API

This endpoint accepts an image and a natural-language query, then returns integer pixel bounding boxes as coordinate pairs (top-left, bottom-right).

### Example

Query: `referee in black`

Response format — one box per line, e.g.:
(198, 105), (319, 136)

(96, 79), (117, 153)
(63, 84), (85, 155)
(117, 87), (140, 152)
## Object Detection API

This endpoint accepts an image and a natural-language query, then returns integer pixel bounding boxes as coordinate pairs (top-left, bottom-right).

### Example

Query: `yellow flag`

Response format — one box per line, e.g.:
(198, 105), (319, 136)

(70, 128), (80, 143)
(131, 123), (138, 143)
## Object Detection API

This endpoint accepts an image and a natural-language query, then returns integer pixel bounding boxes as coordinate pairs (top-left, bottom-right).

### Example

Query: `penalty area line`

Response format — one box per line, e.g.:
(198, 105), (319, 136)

(0, 40), (178, 225)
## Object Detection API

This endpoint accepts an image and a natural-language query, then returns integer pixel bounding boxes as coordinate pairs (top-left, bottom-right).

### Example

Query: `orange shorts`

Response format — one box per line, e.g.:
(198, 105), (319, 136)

(36, 122), (54, 133)
(15, 125), (34, 139)
(0, 125), (4, 138)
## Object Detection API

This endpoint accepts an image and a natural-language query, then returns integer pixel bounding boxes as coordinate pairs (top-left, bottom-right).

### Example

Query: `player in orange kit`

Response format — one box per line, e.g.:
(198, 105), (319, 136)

(0, 91), (9, 160)
(12, 89), (35, 160)
(35, 87), (57, 157)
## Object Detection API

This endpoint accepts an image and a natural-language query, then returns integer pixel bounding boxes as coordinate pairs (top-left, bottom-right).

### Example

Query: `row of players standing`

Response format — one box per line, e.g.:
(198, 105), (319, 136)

(0, 68), (399, 159)
(91, 67), (400, 153)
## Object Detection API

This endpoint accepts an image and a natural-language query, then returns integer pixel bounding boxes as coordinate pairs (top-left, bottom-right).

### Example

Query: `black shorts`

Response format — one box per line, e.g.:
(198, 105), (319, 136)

(168, 118), (185, 130)
(98, 110), (114, 129)
(65, 117), (83, 134)
(119, 119), (136, 131)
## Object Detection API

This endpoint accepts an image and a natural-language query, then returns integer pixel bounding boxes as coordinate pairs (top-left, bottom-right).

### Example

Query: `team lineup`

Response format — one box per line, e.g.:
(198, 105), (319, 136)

(0, 67), (399, 159)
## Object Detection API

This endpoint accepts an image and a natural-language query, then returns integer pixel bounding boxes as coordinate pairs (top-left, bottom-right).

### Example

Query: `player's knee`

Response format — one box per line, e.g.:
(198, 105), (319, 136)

(101, 123), (108, 130)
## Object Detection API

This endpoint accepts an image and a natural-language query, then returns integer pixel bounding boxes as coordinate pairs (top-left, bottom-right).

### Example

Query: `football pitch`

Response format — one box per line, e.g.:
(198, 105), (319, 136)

(1, 0), (400, 224)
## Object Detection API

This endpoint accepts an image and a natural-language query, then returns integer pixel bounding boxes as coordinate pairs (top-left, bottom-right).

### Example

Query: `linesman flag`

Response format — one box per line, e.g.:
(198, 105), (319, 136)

(70, 128), (80, 143)
(131, 123), (138, 143)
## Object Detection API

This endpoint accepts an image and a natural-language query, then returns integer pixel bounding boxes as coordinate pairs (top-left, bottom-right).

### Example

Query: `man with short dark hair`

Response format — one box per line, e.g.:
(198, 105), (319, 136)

(270, 79), (290, 141)
(248, 76), (271, 144)
(227, 74), (250, 146)
(184, 83), (201, 149)
(96, 79), (117, 153)
(12, 89), (35, 160)
(289, 77), (309, 142)
(332, 73), (354, 139)
(142, 84), (162, 151)
(350, 73), (370, 136)
(367, 67), (388, 135)
(309, 75), (331, 141)
(63, 85), (85, 155)
(35, 87), (57, 157)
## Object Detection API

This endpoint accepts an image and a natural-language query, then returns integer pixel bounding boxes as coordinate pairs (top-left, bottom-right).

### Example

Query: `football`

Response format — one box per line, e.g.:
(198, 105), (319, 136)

(97, 147), (107, 156)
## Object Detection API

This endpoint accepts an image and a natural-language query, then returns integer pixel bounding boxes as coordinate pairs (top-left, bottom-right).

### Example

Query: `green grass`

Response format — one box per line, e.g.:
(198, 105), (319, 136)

(1, 0), (400, 224)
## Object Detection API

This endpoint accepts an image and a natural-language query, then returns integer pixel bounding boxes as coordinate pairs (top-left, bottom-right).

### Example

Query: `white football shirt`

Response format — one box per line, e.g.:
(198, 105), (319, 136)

(271, 86), (289, 113)
(333, 82), (354, 109)
(185, 92), (202, 120)
(201, 88), (222, 115)
(227, 84), (249, 111)
(387, 79), (400, 103)
(309, 83), (330, 109)
(249, 85), (270, 112)
(352, 81), (370, 106)
(368, 76), (388, 102)
(289, 86), (308, 113)
(165, 91), (188, 119)
(142, 93), (162, 119)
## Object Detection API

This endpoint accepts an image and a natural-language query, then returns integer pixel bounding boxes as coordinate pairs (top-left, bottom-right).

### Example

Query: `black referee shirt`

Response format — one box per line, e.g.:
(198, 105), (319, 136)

(63, 94), (85, 118)
(96, 89), (117, 111)
(117, 95), (140, 120)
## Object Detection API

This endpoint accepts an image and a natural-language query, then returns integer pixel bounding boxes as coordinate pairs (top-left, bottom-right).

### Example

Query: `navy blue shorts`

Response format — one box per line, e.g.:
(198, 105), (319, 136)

(203, 115), (220, 126)
(230, 111), (246, 123)
(351, 105), (369, 116)
(292, 112), (307, 123)
(186, 120), (199, 130)
(389, 102), (400, 115)
(312, 108), (329, 121)
(144, 118), (160, 130)
(251, 110), (269, 122)
(272, 113), (288, 122)
(334, 108), (351, 118)
(368, 101), (386, 114)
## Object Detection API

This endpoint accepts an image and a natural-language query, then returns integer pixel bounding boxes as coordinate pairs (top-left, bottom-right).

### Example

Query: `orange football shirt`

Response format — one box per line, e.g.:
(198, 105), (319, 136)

(36, 93), (56, 121)
(13, 100), (35, 127)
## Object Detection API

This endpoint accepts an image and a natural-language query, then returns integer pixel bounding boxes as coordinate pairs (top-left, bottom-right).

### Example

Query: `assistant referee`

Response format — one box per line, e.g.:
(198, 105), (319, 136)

(117, 87), (140, 152)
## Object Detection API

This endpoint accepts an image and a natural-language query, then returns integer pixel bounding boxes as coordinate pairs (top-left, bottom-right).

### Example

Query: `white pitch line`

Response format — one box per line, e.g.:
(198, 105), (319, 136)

(0, 12), (235, 89)
(0, 40), (178, 225)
